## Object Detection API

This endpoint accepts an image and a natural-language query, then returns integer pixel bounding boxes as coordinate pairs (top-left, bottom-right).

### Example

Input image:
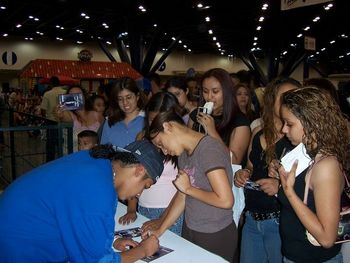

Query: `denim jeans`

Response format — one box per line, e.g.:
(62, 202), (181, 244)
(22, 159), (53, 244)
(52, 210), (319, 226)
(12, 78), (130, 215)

(283, 252), (343, 263)
(240, 212), (282, 263)
(138, 205), (184, 236)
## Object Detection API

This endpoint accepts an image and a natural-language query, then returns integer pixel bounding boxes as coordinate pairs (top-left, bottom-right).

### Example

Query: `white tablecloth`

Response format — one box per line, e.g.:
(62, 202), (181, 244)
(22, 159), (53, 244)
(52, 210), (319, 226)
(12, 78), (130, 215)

(114, 203), (228, 263)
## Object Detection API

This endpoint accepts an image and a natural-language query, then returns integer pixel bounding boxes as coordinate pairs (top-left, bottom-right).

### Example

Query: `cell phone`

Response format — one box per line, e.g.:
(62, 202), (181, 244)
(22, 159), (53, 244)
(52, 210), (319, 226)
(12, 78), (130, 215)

(58, 93), (84, 111)
(244, 180), (261, 191)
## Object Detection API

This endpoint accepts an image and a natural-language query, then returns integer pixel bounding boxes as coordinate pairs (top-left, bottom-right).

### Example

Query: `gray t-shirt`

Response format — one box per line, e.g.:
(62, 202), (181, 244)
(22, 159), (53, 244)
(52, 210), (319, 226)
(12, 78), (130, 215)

(179, 136), (233, 233)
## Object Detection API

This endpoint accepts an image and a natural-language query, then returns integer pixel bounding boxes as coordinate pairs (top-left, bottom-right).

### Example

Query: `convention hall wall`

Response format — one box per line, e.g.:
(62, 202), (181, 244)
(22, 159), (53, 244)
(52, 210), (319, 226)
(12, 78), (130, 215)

(0, 37), (320, 87)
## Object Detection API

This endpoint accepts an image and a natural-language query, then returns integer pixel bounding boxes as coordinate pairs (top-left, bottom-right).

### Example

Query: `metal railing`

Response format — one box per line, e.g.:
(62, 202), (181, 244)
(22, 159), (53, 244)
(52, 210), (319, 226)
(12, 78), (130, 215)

(0, 109), (73, 185)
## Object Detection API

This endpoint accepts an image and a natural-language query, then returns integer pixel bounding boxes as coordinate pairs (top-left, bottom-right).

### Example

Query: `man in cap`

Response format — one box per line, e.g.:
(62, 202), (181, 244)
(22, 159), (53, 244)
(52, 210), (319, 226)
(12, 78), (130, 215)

(0, 140), (164, 263)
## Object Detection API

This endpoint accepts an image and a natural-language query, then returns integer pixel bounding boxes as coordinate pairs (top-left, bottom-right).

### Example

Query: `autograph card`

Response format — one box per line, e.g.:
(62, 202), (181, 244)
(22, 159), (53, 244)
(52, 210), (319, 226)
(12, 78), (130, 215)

(142, 246), (174, 262)
(114, 227), (142, 239)
(281, 143), (312, 177)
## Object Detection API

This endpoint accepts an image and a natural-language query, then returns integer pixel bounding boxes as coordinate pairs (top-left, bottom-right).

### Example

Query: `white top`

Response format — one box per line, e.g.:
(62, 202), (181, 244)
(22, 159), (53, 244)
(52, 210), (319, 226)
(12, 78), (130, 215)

(138, 161), (178, 208)
(114, 203), (228, 263)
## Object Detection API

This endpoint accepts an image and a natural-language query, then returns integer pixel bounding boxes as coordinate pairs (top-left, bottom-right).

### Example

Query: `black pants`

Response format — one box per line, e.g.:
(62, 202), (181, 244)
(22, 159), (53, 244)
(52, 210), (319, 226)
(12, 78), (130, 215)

(182, 220), (238, 263)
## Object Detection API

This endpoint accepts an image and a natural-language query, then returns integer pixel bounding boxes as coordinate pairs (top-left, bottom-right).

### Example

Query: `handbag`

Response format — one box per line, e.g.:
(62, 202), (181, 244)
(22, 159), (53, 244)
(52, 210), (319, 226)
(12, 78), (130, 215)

(303, 160), (350, 246)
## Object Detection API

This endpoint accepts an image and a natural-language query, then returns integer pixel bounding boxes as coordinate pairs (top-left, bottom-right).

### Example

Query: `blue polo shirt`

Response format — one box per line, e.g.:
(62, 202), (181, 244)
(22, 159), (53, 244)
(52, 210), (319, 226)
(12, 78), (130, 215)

(100, 113), (145, 147)
(0, 151), (120, 263)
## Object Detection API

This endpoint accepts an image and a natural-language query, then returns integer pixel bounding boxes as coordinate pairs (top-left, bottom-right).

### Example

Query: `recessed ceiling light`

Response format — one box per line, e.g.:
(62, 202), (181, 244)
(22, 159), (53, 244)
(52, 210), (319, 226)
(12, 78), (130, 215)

(304, 26), (310, 31)
(256, 26), (261, 30)
(16, 24), (22, 28)
(330, 40), (335, 44)
(205, 16), (210, 22)
(188, 49), (192, 52)
(85, 16), (90, 19)
(106, 41), (112, 45)
(254, 37), (258, 41)
(259, 16), (264, 22)
(321, 47), (326, 51)
(313, 16), (320, 22)
(212, 36), (216, 41)
(208, 29), (213, 34)
(0, 6), (6, 10)
(81, 13), (86, 17)
(3, 33), (8, 37)
(197, 3), (203, 8)
(253, 42), (257, 46)
(297, 33), (303, 38)
(153, 24), (157, 27)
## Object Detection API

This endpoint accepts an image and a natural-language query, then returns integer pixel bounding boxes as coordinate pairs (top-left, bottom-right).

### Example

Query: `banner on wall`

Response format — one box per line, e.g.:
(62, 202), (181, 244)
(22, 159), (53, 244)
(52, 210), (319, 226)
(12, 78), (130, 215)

(2, 51), (18, 66)
(281, 0), (333, 10)
(304, 36), (316, 51)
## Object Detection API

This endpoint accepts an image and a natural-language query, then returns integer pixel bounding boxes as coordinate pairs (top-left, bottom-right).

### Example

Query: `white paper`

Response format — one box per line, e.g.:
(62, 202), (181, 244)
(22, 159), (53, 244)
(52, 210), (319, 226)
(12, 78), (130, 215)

(281, 143), (312, 177)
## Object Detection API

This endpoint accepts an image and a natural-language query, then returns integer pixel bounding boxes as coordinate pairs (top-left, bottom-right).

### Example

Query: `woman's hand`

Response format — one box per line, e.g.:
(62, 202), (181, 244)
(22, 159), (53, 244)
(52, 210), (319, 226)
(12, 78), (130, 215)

(256, 178), (280, 196)
(278, 160), (298, 195)
(234, 169), (250, 188)
(196, 112), (216, 135)
(141, 218), (163, 235)
(268, 159), (281, 179)
(139, 235), (160, 257)
(113, 238), (139, 251)
(173, 170), (192, 194)
(118, 211), (137, 225)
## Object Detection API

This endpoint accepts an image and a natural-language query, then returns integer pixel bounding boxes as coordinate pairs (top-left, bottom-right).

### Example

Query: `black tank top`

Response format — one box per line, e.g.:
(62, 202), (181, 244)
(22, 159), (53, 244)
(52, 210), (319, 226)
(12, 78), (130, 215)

(245, 130), (294, 213)
(278, 169), (341, 262)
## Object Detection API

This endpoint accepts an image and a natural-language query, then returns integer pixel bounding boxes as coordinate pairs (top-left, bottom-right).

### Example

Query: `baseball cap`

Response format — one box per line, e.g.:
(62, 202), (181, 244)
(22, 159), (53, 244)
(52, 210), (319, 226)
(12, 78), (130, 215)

(116, 140), (164, 183)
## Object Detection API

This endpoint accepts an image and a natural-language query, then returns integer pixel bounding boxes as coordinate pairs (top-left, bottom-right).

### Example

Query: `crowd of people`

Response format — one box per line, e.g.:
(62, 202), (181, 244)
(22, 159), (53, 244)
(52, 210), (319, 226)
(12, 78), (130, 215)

(0, 69), (349, 263)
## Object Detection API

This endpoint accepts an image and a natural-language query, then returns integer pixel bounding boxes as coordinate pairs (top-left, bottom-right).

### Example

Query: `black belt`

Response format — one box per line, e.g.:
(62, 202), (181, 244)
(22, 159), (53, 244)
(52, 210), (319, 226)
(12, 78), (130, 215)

(248, 211), (280, 221)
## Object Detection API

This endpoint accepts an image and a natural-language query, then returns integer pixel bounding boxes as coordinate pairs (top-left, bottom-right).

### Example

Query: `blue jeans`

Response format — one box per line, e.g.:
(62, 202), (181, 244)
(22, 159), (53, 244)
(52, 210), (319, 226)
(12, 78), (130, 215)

(283, 252), (343, 263)
(138, 205), (183, 236)
(240, 212), (282, 263)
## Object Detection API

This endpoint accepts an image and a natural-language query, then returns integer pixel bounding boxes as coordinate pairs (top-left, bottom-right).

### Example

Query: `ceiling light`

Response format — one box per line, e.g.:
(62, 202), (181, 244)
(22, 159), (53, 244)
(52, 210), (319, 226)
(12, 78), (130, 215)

(162, 48), (166, 51)
(256, 26), (261, 30)
(290, 43), (296, 47)
(0, 6), (6, 10)
(102, 23), (107, 26)
(346, 52), (350, 56)
(205, 16), (210, 22)
(297, 33), (303, 38)
(126, 45), (129, 48)
(251, 48), (256, 51)
(178, 40), (182, 43)
(76, 41), (83, 44)
(321, 47), (326, 51)
(197, 3), (203, 8)
(282, 51), (288, 55)
(313, 16), (320, 22)
(188, 49), (192, 52)
(309, 55), (314, 58)
(16, 24), (22, 28)
(106, 41), (112, 45)
(324, 3), (333, 10)
(153, 24), (157, 27)
(3, 33), (8, 37)
(304, 26), (310, 31)
(81, 13), (86, 17)
(254, 37), (258, 41)
(56, 37), (63, 41)
(316, 51), (320, 54)
(85, 16), (90, 19)
(141, 8), (146, 12)
(171, 37), (176, 40)
(183, 45), (187, 48)
(34, 18), (39, 21)
(29, 15), (34, 19)
(330, 40), (335, 44)
(341, 34), (348, 38)
(262, 3), (268, 10)
(221, 52), (224, 55)
(339, 55), (344, 58)
(259, 16), (264, 22)
(138, 5), (144, 10)
(212, 36), (216, 41)
(253, 42), (257, 46)
(208, 29), (213, 34)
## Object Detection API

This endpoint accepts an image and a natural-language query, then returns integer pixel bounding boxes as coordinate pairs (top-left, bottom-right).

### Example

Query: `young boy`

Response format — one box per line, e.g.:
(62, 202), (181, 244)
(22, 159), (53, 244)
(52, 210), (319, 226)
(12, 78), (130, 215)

(78, 130), (98, 150)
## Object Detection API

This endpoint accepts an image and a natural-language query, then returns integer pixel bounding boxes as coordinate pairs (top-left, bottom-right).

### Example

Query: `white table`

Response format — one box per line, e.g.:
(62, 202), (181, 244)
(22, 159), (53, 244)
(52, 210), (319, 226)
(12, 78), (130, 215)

(114, 203), (229, 263)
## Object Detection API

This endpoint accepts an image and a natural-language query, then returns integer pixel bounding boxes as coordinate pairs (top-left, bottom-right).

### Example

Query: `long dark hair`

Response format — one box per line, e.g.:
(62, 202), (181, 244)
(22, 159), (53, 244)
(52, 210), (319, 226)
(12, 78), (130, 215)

(200, 68), (239, 130)
(144, 92), (182, 166)
(282, 87), (350, 177)
(107, 77), (146, 127)
(262, 77), (302, 165)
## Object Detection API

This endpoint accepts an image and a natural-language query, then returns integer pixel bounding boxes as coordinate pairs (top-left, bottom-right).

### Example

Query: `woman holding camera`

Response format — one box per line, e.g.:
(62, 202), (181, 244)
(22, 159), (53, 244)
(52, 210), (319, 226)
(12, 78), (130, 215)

(56, 86), (103, 151)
